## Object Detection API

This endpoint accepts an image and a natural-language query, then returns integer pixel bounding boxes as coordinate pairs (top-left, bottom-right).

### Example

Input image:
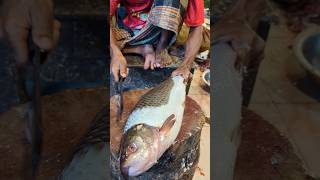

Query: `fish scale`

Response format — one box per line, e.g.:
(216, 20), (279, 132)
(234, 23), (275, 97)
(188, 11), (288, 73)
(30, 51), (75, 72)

(135, 78), (174, 109)
(59, 107), (108, 180)
(124, 76), (185, 132)
(73, 107), (108, 154)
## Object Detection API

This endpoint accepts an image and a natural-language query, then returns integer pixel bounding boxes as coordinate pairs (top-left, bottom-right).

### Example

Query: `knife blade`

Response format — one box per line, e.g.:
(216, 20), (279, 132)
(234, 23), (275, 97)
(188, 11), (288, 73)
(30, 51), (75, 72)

(115, 75), (125, 122)
(28, 44), (47, 176)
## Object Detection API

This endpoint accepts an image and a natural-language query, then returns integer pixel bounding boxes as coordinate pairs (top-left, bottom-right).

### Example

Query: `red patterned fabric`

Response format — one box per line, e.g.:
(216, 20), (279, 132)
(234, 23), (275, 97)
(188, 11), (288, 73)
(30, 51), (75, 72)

(184, 0), (205, 27)
(110, 0), (204, 28)
(110, 0), (120, 16)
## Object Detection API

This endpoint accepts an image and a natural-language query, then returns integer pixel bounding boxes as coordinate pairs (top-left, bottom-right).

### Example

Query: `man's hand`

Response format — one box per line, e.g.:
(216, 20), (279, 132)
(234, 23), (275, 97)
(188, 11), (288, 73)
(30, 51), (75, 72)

(171, 26), (202, 81)
(214, 19), (265, 70)
(0, 0), (60, 67)
(111, 48), (128, 82)
(172, 64), (192, 81)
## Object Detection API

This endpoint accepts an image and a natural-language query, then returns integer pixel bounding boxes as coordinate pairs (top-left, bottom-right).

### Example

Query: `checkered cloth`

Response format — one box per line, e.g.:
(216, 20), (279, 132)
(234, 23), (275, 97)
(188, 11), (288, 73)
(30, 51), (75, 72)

(112, 0), (188, 48)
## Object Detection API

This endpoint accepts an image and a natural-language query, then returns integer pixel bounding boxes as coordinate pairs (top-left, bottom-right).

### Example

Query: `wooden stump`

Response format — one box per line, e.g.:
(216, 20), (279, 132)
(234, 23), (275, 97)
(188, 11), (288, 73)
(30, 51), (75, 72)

(110, 89), (206, 180)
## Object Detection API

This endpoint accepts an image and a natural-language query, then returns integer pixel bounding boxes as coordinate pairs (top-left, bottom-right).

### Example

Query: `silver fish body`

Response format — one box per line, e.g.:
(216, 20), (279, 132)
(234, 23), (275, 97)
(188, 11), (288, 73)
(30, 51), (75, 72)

(120, 76), (186, 177)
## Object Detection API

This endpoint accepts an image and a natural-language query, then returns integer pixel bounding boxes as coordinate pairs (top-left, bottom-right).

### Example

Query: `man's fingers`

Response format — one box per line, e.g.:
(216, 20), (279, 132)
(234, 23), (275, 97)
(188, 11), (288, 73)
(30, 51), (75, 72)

(120, 64), (128, 78)
(6, 22), (29, 66)
(144, 58), (150, 70)
(112, 67), (120, 82)
(171, 69), (192, 81)
(149, 61), (153, 70)
(30, 0), (55, 50)
(186, 72), (193, 81)
(148, 57), (155, 70)
(142, 54), (156, 70)
(171, 71), (177, 77)
(52, 20), (61, 49)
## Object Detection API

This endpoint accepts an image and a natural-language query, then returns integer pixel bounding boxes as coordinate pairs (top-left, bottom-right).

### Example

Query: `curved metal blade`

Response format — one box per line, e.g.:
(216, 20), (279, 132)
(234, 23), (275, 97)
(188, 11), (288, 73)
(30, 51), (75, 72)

(115, 76), (125, 122)
(30, 47), (47, 176)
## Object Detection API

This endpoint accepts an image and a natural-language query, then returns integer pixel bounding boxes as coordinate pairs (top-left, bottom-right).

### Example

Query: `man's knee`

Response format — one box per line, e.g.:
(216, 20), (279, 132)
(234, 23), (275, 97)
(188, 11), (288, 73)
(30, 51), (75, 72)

(200, 26), (210, 52)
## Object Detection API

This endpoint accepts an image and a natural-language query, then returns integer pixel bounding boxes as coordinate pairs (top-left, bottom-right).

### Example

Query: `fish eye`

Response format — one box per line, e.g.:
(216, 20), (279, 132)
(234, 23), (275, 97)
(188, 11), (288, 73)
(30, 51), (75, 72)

(127, 143), (138, 153)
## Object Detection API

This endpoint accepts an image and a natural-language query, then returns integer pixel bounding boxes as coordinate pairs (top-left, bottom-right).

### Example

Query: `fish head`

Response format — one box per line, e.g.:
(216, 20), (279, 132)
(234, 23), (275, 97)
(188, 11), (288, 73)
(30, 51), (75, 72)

(120, 124), (160, 177)
(119, 114), (176, 177)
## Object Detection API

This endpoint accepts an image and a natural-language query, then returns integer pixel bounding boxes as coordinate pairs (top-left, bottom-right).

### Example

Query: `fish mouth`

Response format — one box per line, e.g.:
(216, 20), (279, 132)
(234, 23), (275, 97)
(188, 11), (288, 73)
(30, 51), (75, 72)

(121, 165), (130, 178)
(120, 161), (147, 176)
(121, 165), (143, 177)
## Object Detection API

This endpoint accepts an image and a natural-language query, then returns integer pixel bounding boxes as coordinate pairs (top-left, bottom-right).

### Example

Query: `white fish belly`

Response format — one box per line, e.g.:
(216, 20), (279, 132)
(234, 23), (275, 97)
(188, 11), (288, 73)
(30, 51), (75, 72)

(124, 76), (186, 147)
(59, 145), (108, 180)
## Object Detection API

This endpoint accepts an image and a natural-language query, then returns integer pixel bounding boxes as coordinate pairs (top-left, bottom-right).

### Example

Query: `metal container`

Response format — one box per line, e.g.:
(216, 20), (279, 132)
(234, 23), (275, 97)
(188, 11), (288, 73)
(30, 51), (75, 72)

(294, 27), (320, 85)
(202, 69), (210, 87)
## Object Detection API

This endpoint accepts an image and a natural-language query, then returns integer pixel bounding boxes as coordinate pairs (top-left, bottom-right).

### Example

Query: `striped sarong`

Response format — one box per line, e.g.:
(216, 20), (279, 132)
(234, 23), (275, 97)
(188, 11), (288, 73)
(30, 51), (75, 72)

(112, 0), (188, 49)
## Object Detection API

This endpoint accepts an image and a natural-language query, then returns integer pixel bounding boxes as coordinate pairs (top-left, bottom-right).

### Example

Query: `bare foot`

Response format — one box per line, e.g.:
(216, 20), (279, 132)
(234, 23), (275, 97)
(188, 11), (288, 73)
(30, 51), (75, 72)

(155, 48), (173, 68)
(122, 44), (156, 70)
(140, 45), (156, 70)
(154, 29), (174, 68)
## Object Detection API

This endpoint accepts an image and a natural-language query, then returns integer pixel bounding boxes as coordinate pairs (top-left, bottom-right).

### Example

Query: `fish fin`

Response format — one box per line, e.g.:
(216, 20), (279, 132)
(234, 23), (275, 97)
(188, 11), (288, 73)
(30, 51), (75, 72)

(118, 133), (126, 158)
(160, 114), (176, 136)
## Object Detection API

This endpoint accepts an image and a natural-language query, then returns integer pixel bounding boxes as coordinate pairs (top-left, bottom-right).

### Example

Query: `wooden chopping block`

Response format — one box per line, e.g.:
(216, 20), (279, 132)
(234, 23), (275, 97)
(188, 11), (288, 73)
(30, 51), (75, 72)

(110, 89), (206, 180)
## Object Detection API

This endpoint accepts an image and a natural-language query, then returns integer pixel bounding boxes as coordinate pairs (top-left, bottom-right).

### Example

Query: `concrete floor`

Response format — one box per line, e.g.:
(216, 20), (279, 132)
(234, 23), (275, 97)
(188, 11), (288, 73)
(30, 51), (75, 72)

(189, 69), (211, 180)
(249, 8), (320, 178)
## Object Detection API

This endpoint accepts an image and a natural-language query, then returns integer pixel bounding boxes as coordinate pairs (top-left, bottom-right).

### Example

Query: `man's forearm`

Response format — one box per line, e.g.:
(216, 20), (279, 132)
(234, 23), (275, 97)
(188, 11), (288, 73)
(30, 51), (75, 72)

(183, 26), (203, 68)
(110, 28), (120, 58)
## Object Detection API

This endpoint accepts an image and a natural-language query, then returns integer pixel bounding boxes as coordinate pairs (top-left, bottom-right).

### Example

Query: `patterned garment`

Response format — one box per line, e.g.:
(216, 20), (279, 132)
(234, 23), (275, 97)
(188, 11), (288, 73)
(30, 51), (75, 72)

(148, 0), (186, 34)
(112, 0), (189, 48)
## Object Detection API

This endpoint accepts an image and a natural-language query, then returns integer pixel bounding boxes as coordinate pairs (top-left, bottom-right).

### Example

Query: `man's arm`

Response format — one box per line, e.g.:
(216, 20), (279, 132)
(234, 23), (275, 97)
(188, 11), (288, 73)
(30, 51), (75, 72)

(172, 26), (203, 79)
(109, 0), (128, 82)
(0, 0), (60, 67)
(110, 28), (119, 57)
(110, 27), (128, 82)
(184, 26), (203, 69)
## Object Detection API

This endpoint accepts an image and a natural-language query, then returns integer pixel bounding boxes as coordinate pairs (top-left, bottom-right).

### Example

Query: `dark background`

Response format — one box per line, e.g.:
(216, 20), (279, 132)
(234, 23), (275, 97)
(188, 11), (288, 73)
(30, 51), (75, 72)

(0, 0), (107, 113)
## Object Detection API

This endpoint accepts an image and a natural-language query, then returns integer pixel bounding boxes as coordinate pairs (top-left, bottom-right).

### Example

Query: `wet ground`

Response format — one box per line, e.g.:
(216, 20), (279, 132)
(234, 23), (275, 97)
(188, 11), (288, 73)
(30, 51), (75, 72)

(235, 109), (317, 180)
(250, 1), (320, 177)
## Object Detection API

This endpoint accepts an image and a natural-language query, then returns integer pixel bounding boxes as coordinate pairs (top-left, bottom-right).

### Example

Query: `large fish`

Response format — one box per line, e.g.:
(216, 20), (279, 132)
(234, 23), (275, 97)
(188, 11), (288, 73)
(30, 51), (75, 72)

(119, 75), (186, 177)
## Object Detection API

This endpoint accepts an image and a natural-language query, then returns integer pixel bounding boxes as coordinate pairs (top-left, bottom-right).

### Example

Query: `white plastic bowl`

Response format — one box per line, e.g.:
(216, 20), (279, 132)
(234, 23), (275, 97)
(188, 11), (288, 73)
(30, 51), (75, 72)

(202, 69), (210, 87)
(293, 27), (320, 84)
